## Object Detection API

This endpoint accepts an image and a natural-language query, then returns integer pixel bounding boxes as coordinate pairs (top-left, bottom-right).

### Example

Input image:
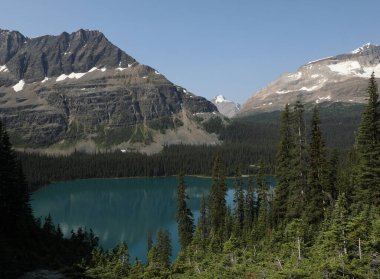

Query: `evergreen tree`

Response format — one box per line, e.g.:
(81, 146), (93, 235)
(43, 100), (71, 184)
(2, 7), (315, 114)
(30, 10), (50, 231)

(256, 160), (267, 210)
(326, 149), (339, 204)
(224, 206), (233, 241)
(112, 242), (131, 277)
(147, 230), (153, 259)
(305, 106), (327, 224)
(256, 189), (268, 240)
(209, 154), (227, 248)
(355, 73), (380, 207)
(193, 194), (208, 251)
(176, 173), (194, 250)
(155, 229), (172, 269)
(286, 101), (308, 221)
(244, 175), (255, 232)
(233, 166), (244, 237)
(0, 120), (32, 236)
(255, 160), (269, 240)
(272, 104), (293, 227)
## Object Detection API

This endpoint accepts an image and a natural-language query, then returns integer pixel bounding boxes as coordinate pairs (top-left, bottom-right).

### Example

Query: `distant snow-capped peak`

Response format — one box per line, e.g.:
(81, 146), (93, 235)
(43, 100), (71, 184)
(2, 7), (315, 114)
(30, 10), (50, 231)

(214, 94), (231, 103)
(211, 95), (241, 118)
(351, 43), (378, 54)
(240, 42), (380, 115)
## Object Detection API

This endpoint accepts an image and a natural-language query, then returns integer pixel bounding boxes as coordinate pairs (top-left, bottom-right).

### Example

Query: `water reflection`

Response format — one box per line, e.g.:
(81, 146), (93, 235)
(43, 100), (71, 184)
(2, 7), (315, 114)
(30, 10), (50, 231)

(31, 176), (274, 262)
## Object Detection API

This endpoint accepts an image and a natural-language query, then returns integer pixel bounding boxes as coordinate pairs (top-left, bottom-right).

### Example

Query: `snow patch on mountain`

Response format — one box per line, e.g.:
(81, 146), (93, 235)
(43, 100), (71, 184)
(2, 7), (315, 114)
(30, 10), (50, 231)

(351, 43), (377, 54)
(307, 56), (333, 65)
(299, 85), (319, 92)
(276, 89), (292, 94)
(56, 72), (87, 82)
(0, 65), (9, 72)
(315, 96), (331, 103)
(13, 80), (25, 92)
(288, 72), (302, 80)
(328, 60), (380, 78)
(328, 61), (361, 75)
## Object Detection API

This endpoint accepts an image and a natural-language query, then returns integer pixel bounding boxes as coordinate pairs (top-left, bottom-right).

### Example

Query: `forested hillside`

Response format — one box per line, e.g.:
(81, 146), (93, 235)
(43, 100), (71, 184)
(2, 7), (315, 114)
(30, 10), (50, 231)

(19, 103), (363, 190)
(82, 76), (380, 277)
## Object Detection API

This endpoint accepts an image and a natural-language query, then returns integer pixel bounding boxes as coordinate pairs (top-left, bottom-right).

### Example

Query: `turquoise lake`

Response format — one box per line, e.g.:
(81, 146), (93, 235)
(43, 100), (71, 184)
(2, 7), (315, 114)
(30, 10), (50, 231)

(31, 176), (275, 262)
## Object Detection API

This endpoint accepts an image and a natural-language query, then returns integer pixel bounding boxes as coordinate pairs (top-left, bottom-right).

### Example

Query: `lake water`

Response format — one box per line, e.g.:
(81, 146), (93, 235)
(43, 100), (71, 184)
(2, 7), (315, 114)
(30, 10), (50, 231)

(31, 176), (275, 262)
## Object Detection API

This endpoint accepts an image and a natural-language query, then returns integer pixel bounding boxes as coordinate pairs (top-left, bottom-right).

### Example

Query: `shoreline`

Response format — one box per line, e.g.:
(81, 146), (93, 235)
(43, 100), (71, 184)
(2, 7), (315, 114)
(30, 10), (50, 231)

(33, 173), (274, 192)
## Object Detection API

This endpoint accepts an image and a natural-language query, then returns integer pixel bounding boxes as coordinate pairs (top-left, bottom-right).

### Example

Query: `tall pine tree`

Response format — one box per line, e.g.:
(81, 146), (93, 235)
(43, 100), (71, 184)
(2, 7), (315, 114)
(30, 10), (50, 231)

(305, 106), (327, 224)
(208, 154), (227, 249)
(233, 166), (244, 237)
(272, 104), (293, 227)
(0, 121), (31, 236)
(286, 101), (308, 221)
(244, 175), (255, 233)
(176, 172), (194, 250)
(355, 73), (380, 207)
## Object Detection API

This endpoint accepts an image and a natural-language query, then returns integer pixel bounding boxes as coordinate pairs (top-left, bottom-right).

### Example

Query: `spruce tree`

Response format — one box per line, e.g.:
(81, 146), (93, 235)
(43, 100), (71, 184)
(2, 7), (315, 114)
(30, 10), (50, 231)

(255, 160), (269, 239)
(272, 104), (293, 227)
(326, 150), (339, 204)
(355, 73), (380, 207)
(244, 175), (255, 232)
(233, 166), (244, 237)
(286, 101), (308, 221)
(209, 154), (227, 248)
(176, 172), (194, 249)
(305, 106), (327, 224)
(155, 229), (172, 269)
(147, 230), (153, 259)
(256, 160), (267, 214)
(0, 121), (31, 236)
(193, 194), (208, 250)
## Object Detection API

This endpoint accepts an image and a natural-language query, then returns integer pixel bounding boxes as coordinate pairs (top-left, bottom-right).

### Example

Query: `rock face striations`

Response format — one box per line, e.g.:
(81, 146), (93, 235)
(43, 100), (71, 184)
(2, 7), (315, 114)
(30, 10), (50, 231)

(0, 29), (218, 152)
(240, 43), (380, 115)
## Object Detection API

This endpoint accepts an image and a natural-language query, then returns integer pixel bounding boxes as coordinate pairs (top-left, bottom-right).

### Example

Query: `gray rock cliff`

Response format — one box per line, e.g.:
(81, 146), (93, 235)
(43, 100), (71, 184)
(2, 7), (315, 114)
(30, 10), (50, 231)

(0, 29), (218, 150)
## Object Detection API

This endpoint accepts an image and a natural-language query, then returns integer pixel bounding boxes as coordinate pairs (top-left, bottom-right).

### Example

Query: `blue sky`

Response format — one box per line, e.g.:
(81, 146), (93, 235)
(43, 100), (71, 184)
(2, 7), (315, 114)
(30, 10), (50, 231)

(1, 0), (379, 103)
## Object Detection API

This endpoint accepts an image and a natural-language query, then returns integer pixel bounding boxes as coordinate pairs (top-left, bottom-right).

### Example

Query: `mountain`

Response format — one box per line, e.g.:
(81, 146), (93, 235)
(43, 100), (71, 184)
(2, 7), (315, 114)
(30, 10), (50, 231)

(240, 43), (380, 115)
(0, 29), (219, 153)
(211, 95), (241, 118)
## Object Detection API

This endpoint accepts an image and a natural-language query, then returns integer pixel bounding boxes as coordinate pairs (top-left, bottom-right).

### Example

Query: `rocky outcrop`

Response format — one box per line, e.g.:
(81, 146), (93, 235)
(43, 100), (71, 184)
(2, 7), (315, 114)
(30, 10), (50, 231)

(0, 29), (218, 149)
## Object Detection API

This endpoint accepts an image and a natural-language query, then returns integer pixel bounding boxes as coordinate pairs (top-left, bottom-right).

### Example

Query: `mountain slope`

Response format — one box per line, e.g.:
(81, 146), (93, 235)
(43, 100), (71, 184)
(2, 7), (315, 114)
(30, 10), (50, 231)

(0, 29), (219, 152)
(211, 95), (241, 118)
(240, 43), (380, 115)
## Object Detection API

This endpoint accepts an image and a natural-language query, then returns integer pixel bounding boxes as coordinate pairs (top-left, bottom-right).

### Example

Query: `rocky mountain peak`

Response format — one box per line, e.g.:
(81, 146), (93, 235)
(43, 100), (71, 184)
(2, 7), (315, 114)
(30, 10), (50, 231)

(211, 95), (241, 118)
(0, 29), (27, 65)
(351, 43), (378, 54)
(214, 95), (229, 103)
(0, 28), (218, 151)
(240, 42), (380, 115)
(0, 29), (136, 83)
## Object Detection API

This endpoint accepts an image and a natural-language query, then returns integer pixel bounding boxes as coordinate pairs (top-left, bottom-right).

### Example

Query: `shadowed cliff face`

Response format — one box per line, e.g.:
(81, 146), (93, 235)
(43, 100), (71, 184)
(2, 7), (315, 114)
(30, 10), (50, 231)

(240, 43), (380, 116)
(0, 29), (218, 149)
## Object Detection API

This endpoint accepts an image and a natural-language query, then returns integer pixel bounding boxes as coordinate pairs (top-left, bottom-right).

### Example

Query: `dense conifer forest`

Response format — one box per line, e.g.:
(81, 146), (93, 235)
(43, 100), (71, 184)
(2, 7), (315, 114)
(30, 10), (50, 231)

(1, 76), (378, 278)
(78, 75), (380, 278)
(0, 121), (98, 278)
(19, 103), (363, 191)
